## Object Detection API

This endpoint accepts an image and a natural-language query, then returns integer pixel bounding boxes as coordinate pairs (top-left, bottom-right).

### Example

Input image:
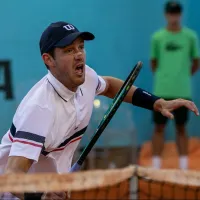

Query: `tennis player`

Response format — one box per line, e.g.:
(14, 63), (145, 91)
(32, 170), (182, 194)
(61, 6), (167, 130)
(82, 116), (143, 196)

(0, 21), (198, 200)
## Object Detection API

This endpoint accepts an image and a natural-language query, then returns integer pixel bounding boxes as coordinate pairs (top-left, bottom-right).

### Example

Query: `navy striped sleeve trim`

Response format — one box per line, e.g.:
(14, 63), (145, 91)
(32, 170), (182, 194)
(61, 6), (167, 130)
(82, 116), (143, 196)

(9, 123), (45, 148)
(96, 78), (101, 92)
(15, 131), (45, 144)
(10, 123), (16, 137)
(42, 126), (87, 156)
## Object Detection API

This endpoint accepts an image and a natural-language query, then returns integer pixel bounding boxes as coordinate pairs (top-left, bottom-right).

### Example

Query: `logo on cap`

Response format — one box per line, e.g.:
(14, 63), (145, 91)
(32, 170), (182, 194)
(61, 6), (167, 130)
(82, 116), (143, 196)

(63, 24), (75, 31)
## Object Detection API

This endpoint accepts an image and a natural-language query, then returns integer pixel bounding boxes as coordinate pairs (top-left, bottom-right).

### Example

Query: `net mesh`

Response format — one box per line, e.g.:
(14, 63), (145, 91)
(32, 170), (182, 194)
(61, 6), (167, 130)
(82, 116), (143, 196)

(1, 165), (200, 199)
(136, 166), (200, 200)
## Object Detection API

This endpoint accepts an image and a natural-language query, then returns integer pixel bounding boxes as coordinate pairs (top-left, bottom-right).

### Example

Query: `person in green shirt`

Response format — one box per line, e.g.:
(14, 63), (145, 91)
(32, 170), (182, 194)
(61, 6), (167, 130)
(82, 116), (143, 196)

(150, 1), (199, 170)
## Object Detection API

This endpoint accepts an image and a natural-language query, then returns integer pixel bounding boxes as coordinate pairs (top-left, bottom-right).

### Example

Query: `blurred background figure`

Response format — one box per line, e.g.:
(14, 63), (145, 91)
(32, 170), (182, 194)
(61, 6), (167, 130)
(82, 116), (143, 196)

(150, 1), (199, 170)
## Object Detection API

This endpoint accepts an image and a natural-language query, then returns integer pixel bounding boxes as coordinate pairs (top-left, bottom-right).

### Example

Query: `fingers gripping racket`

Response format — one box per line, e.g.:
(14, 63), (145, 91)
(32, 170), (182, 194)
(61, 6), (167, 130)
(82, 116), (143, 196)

(70, 61), (143, 172)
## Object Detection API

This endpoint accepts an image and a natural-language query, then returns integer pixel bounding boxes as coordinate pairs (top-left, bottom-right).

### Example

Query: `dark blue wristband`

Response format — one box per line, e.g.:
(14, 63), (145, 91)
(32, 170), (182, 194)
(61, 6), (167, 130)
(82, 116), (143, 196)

(132, 88), (160, 110)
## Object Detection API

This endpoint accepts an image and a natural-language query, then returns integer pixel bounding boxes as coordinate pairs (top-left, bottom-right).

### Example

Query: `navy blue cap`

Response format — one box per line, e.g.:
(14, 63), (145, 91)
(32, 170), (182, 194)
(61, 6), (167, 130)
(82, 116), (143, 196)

(39, 21), (95, 55)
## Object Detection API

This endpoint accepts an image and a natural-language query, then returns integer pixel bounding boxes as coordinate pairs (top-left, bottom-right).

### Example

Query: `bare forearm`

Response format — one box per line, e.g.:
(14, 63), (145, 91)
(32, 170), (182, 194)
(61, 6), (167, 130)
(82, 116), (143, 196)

(101, 76), (137, 103)
(101, 76), (162, 111)
(5, 156), (34, 200)
(5, 169), (25, 200)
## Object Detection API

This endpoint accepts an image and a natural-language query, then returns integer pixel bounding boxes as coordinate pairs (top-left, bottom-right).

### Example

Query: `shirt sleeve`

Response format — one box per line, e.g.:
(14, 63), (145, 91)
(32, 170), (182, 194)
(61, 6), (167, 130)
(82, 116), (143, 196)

(191, 32), (200, 59)
(9, 105), (53, 162)
(95, 75), (107, 95)
(150, 34), (158, 59)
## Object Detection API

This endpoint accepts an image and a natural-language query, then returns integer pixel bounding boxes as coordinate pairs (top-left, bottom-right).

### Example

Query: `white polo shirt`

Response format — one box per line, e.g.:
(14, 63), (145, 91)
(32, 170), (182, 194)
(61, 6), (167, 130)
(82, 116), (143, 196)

(0, 65), (106, 174)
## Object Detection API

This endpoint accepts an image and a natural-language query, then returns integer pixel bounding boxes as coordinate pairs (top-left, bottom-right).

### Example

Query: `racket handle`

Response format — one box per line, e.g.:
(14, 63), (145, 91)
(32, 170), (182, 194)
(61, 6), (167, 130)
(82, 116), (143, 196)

(70, 162), (81, 172)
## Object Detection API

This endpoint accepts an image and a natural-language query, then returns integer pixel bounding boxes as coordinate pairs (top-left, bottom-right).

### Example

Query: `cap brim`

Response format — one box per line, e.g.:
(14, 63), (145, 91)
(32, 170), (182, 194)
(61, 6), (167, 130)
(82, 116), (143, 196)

(55, 32), (95, 48)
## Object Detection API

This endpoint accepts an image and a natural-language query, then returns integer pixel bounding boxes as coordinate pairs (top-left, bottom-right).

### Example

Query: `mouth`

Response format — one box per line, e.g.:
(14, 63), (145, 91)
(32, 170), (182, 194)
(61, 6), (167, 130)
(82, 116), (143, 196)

(75, 64), (84, 76)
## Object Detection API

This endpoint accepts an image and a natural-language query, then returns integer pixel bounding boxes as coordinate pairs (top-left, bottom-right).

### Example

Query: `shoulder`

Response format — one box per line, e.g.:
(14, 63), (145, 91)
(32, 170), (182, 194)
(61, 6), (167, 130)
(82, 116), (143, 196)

(15, 76), (55, 116)
(182, 27), (198, 40)
(151, 28), (166, 40)
(82, 65), (102, 93)
(85, 65), (98, 77)
(84, 65), (106, 95)
(13, 102), (54, 132)
(85, 65), (99, 83)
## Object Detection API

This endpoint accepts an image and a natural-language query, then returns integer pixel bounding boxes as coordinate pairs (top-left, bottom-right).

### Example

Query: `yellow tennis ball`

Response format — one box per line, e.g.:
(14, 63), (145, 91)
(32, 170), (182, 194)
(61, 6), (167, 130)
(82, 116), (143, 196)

(94, 99), (101, 108)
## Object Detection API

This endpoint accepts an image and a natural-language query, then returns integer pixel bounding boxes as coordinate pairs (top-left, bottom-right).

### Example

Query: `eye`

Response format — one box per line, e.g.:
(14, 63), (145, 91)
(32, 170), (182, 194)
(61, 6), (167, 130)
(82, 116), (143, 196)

(79, 44), (84, 50)
(65, 49), (73, 54)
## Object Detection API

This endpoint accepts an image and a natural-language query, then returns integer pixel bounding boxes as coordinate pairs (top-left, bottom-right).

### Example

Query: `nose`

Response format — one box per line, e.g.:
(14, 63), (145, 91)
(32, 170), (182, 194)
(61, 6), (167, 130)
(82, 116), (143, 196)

(74, 51), (84, 61)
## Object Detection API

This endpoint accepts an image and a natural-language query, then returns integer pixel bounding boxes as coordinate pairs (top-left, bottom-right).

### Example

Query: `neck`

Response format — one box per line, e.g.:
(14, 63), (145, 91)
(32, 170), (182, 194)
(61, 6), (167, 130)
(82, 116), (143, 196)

(167, 24), (181, 32)
(65, 85), (78, 92)
(50, 71), (78, 92)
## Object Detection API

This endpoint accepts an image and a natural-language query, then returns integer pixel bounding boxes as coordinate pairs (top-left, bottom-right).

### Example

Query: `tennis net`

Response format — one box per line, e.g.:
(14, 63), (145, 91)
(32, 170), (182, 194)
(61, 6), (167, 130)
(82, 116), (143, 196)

(0, 165), (200, 199)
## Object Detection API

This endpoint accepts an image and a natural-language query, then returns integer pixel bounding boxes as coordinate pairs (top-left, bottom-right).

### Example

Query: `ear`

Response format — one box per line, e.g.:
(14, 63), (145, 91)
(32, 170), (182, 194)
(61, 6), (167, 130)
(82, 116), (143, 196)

(42, 53), (55, 69)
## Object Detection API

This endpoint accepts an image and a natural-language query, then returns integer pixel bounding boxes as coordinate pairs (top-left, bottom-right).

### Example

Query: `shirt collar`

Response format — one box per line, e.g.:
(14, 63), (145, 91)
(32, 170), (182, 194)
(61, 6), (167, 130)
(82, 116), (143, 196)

(47, 71), (82, 102)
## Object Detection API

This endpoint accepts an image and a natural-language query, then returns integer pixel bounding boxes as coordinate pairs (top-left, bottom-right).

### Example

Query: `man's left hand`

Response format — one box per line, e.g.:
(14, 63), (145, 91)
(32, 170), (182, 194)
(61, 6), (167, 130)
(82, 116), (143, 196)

(153, 98), (199, 119)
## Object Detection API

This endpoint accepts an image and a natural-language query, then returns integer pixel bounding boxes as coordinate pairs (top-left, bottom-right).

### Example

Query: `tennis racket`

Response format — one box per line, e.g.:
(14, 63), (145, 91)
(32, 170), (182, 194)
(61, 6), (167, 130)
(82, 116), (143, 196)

(70, 61), (143, 172)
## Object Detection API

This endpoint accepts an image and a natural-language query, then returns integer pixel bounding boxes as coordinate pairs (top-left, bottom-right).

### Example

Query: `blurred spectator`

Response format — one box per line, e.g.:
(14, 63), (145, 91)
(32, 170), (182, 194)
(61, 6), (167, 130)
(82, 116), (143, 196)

(150, 1), (199, 169)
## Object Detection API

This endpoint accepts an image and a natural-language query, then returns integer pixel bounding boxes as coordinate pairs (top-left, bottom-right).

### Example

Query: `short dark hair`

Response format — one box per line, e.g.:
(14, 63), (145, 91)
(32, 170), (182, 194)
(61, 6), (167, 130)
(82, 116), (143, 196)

(45, 48), (55, 69)
(165, 1), (182, 14)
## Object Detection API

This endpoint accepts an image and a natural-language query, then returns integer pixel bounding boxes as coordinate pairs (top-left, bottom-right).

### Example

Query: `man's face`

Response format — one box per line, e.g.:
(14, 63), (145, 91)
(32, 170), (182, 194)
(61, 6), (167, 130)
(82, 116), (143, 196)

(165, 13), (181, 26)
(43, 37), (86, 91)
